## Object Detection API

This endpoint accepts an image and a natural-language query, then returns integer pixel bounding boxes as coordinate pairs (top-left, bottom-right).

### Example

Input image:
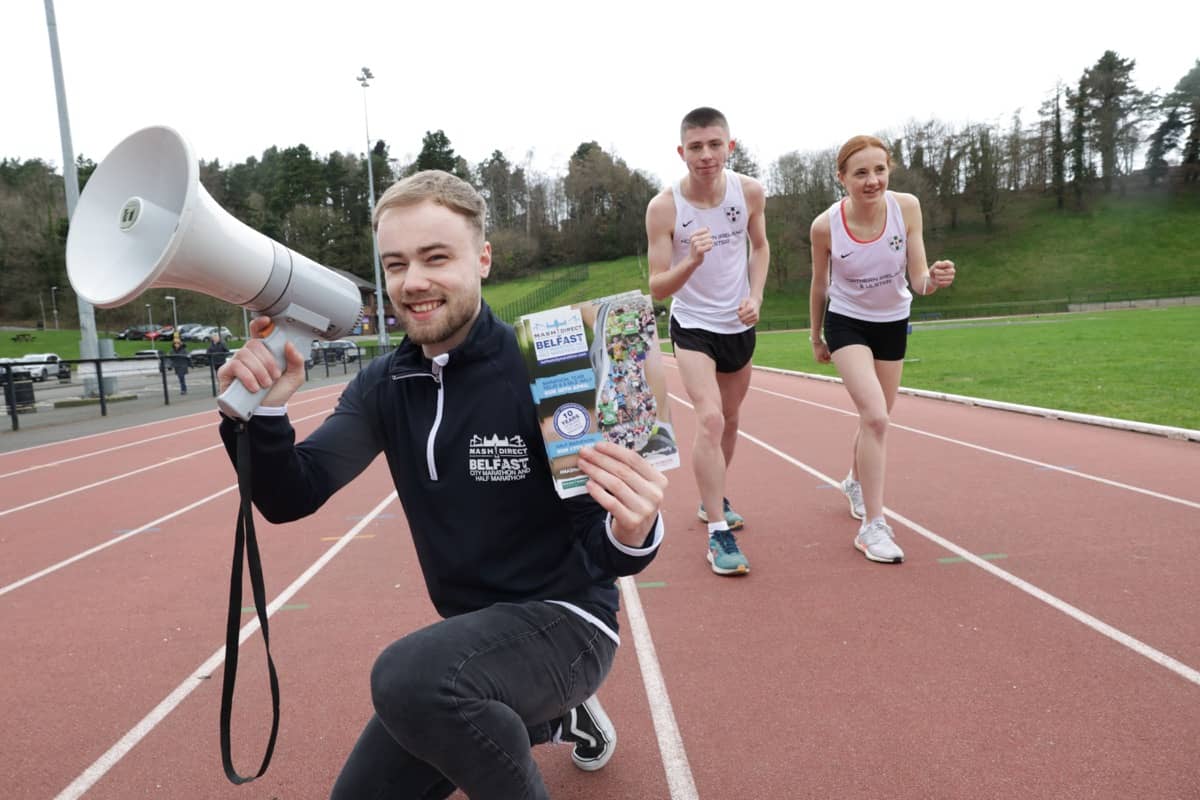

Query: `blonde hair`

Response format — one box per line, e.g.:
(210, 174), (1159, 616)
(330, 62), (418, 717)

(373, 170), (486, 245)
(836, 135), (892, 175)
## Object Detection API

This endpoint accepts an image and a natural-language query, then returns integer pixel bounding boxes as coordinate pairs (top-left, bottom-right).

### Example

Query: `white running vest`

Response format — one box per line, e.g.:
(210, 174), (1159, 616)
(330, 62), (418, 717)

(826, 191), (912, 322)
(669, 171), (751, 333)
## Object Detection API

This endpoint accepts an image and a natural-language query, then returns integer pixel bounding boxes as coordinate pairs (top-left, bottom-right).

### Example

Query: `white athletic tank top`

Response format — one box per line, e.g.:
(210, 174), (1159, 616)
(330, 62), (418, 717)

(669, 171), (751, 333)
(826, 191), (912, 322)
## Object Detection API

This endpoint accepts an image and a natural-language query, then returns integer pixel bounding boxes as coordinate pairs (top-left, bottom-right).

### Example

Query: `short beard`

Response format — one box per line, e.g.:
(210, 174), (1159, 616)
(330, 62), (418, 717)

(397, 295), (480, 348)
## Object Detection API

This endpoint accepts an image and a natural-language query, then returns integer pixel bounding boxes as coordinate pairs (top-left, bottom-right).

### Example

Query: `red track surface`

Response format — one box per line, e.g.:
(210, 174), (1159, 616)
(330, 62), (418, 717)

(2, 365), (1197, 799)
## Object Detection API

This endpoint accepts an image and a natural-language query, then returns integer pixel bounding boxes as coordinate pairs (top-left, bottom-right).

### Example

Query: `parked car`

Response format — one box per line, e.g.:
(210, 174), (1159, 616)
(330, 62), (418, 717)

(176, 323), (206, 340)
(189, 348), (229, 368)
(0, 357), (33, 383)
(116, 324), (158, 340)
(308, 339), (360, 366)
(192, 325), (236, 342)
(145, 325), (176, 342)
(18, 353), (66, 382)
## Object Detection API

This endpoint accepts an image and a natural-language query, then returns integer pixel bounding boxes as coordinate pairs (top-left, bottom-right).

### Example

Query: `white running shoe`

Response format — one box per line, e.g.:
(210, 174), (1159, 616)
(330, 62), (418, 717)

(559, 695), (617, 771)
(855, 518), (904, 563)
(841, 475), (865, 520)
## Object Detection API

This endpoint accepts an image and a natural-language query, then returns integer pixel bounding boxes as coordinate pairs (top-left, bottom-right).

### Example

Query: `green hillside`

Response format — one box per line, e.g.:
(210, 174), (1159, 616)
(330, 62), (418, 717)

(485, 186), (1200, 330)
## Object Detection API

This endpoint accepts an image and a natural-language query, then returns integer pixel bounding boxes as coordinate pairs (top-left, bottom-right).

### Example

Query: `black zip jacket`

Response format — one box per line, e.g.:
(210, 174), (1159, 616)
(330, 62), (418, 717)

(219, 303), (659, 635)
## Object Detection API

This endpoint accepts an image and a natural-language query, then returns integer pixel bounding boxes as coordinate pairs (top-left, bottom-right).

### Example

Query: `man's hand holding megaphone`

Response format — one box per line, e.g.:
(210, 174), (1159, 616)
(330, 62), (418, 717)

(218, 316), (308, 410)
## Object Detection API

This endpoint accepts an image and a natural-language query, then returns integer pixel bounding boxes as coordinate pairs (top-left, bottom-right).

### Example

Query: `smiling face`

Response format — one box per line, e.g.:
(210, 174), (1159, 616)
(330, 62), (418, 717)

(377, 200), (492, 358)
(678, 124), (734, 180)
(837, 145), (891, 205)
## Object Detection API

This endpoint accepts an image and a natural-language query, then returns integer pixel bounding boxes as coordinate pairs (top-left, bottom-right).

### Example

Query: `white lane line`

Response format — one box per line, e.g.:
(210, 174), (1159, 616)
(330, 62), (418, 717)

(0, 385), (347, 458)
(0, 409), (334, 517)
(0, 410), (338, 595)
(0, 485), (236, 598)
(618, 576), (699, 800)
(0, 391), (343, 479)
(670, 392), (1200, 688)
(750, 385), (1200, 511)
(0, 445), (223, 517)
(53, 491), (399, 800)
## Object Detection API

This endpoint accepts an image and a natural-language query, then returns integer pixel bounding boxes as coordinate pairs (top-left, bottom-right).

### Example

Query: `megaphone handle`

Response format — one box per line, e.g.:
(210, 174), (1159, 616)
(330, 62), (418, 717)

(217, 325), (291, 421)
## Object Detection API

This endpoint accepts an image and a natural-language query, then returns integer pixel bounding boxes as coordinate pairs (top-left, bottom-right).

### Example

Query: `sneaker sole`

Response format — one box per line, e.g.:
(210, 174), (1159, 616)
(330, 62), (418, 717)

(571, 700), (617, 772)
(854, 539), (903, 564)
(842, 486), (865, 520)
(706, 550), (750, 575)
(696, 508), (745, 530)
(846, 498), (864, 521)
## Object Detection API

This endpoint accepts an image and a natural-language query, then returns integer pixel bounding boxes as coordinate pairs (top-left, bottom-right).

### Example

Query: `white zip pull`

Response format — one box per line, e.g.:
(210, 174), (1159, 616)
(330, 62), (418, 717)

(426, 353), (450, 480)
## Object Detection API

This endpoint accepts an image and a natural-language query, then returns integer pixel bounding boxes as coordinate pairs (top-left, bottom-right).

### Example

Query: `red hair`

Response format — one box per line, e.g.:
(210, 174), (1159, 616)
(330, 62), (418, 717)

(836, 135), (892, 175)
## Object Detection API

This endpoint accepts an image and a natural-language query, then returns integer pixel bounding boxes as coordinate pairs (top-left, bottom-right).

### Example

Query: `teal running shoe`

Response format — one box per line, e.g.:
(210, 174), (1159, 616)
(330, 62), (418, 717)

(707, 529), (750, 575)
(697, 497), (745, 530)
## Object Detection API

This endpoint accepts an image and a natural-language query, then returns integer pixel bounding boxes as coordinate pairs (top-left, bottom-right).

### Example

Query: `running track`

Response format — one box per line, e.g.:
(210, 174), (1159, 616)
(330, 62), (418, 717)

(1, 362), (1197, 799)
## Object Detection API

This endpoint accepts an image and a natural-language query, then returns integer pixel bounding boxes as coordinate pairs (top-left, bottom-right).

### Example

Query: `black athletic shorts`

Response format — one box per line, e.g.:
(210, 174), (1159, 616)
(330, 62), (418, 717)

(824, 311), (909, 361)
(669, 317), (756, 373)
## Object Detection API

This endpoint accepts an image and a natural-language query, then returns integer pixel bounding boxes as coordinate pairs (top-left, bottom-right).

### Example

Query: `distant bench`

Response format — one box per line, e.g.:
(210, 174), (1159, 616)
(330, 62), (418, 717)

(11, 333), (34, 342)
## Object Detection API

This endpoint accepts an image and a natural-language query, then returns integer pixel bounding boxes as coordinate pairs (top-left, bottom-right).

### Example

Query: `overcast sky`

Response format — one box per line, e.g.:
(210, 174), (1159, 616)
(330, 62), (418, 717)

(5, 0), (1196, 190)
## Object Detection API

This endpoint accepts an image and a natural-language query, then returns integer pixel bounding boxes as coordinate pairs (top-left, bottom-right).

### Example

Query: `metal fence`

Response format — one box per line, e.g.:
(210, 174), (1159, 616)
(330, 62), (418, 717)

(493, 265), (590, 324)
(2, 345), (392, 433)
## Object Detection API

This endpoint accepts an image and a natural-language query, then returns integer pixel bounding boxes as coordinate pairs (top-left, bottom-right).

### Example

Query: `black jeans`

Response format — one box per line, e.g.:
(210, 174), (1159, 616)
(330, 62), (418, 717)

(330, 601), (616, 800)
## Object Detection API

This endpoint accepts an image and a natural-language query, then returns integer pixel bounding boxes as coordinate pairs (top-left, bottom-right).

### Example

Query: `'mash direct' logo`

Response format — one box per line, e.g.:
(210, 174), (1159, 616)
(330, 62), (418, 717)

(468, 433), (531, 483)
(528, 308), (588, 364)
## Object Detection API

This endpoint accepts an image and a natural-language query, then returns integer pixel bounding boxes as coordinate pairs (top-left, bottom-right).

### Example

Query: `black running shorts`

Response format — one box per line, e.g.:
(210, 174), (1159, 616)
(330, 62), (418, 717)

(669, 317), (756, 373)
(824, 311), (909, 361)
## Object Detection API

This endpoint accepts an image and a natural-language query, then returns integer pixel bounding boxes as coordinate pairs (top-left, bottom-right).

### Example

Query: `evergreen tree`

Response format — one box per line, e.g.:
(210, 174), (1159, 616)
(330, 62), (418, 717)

(1069, 79), (1089, 208)
(414, 130), (459, 173)
(1082, 50), (1146, 192)
(1144, 110), (1185, 186)
(1051, 89), (1066, 208)
(728, 142), (760, 177)
(1165, 60), (1200, 182)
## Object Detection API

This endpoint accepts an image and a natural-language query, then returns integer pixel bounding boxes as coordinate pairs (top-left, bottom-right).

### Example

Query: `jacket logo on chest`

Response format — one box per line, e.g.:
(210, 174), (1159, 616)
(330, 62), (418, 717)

(468, 433), (532, 483)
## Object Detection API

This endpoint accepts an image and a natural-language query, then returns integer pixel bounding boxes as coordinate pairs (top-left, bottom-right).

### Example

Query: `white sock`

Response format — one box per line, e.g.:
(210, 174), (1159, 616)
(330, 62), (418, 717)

(708, 522), (730, 535)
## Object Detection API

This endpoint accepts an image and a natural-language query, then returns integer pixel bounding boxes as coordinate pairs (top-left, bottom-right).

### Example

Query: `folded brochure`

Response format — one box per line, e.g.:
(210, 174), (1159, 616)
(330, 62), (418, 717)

(516, 290), (680, 498)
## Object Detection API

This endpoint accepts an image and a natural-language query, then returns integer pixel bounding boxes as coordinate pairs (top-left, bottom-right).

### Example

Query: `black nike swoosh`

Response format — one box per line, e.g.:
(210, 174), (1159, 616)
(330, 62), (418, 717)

(840, 252), (853, 258)
(682, 220), (694, 227)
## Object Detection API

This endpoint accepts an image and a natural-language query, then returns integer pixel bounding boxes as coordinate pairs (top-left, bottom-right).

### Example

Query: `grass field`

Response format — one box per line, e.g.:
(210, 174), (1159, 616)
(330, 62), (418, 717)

(745, 304), (1200, 431)
(4, 304), (1196, 431)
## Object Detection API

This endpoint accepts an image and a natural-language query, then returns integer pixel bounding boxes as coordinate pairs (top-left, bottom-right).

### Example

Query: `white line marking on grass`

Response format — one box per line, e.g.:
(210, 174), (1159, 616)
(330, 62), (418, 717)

(671, 393), (1200, 688)
(754, 364), (1200, 442)
(53, 491), (399, 800)
(749, 385), (1200, 511)
(618, 576), (699, 800)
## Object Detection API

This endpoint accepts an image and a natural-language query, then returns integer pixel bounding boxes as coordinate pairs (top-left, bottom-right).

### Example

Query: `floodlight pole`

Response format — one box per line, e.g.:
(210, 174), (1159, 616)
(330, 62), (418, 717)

(44, 0), (98, 358)
(358, 67), (388, 351)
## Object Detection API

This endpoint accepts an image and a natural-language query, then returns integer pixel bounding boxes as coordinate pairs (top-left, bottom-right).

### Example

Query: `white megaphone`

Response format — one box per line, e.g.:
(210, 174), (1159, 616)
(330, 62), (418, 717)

(66, 126), (364, 420)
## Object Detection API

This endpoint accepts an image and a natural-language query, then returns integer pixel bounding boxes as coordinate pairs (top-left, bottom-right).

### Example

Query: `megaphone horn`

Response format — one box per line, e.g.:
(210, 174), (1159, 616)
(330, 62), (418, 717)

(66, 126), (364, 420)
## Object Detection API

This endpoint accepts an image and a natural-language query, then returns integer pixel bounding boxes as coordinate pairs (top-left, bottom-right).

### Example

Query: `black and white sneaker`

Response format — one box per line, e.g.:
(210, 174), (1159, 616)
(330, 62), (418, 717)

(559, 695), (616, 771)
